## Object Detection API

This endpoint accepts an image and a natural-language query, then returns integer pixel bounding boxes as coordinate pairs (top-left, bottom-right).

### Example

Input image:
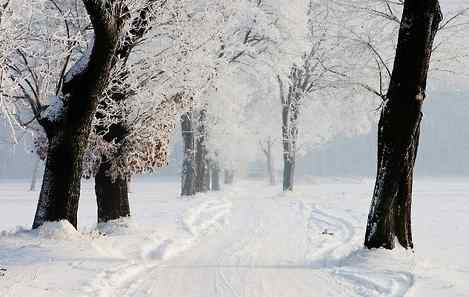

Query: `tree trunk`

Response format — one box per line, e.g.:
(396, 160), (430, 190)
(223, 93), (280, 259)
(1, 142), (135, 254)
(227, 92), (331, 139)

(204, 162), (211, 191)
(282, 100), (299, 192)
(181, 112), (196, 196)
(29, 158), (40, 191)
(95, 157), (130, 223)
(33, 118), (95, 229)
(94, 100), (130, 222)
(194, 109), (210, 193)
(224, 170), (234, 185)
(364, 0), (442, 249)
(283, 154), (295, 191)
(32, 2), (123, 229)
(282, 103), (291, 191)
(92, 2), (159, 221)
(264, 140), (276, 185)
(210, 161), (221, 191)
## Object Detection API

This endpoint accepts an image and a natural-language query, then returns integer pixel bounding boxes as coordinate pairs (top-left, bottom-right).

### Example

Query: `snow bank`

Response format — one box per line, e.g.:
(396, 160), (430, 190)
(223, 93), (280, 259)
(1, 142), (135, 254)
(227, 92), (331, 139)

(36, 220), (82, 240)
(143, 196), (232, 260)
(94, 217), (140, 236)
(182, 197), (232, 236)
(1, 220), (81, 240)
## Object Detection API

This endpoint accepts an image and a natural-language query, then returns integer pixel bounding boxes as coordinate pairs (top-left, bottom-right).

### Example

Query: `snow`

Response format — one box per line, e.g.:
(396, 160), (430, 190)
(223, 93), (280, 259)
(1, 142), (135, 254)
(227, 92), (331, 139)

(40, 95), (64, 122)
(63, 34), (94, 85)
(1, 178), (469, 296)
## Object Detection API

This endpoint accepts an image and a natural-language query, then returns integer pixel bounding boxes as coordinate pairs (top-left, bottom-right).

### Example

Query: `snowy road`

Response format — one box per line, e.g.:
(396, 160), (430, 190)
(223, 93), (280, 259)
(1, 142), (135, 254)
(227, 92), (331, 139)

(2, 179), (469, 297)
(92, 184), (414, 297)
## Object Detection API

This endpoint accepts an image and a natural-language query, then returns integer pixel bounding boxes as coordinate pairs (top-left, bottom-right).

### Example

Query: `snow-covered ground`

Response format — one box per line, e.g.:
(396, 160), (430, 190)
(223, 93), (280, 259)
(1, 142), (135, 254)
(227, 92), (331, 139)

(1, 178), (468, 297)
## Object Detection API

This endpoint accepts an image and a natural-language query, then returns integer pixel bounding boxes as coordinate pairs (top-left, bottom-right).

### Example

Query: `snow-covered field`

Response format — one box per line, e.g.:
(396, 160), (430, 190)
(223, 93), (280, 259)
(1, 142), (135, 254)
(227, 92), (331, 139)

(1, 178), (468, 297)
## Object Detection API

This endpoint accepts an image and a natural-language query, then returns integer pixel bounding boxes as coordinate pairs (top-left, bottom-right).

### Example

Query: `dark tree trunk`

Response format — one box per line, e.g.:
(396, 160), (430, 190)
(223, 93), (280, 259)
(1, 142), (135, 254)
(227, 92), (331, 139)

(282, 100), (299, 192)
(181, 111), (196, 196)
(364, 0), (442, 249)
(93, 4), (158, 221)
(32, 2), (123, 229)
(95, 157), (130, 223)
(94, 96), (130, 222)
(210, 161), (221, 191)
(33, 127), (91, 229)
(224, 170), (234, 185)
(194, 109), (210, 193)
(94, 131), (130, 222)
(282, 103), (291, 191)
(283, 154), (295, 191)
(263, 139), (276, 185)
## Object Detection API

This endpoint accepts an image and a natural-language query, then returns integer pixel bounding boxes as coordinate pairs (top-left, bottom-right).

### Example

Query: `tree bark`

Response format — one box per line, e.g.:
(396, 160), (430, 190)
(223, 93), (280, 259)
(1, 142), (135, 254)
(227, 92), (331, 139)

(95, 156), (130, 223)
(93, 88), (129, 222)
(33, 128), (91, 228)
(181, 111), (196, 196)
(282, 100), (299, 192)
(364, 0), (442, 249)
(210, 160), (221, 191)
(194, 109), (210, 193)
(282, 102), (291, 191)
(93, 3), (158, 221)
(263, 139), (276, 185)
(224, 170), (234, 185)
(283, 155), (295, 191)
(94, 123), (130, 222)
(32, 1), (123, 229)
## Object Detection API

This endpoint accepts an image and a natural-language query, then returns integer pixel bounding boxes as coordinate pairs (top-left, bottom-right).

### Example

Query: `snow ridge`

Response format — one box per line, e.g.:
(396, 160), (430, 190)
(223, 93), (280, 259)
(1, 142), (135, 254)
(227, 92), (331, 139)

(88, 195), (233, 297)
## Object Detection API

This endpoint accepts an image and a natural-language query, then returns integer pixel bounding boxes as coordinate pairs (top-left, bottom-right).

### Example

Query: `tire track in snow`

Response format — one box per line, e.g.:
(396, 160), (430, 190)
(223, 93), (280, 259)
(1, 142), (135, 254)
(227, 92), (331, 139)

(201, 198), (353, 297)
(214, 201), (266, 297)
(297, 200), (415, 297)
(85, 186), (415, 297)
(304, 204), (359, 267)
(334, 268), (415, 297)
(84, 196), (233, 297)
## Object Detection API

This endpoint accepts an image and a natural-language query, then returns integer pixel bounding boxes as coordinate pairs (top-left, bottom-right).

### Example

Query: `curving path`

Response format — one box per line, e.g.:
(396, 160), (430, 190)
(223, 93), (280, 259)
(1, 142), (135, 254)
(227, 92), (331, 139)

(88, 185), (415, 297)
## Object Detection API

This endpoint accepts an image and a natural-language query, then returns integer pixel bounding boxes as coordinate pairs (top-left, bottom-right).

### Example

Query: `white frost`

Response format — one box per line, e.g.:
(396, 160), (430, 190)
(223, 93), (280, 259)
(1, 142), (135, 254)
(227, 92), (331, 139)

(63, 34), (94, 84)
(41, 95), (64, 122)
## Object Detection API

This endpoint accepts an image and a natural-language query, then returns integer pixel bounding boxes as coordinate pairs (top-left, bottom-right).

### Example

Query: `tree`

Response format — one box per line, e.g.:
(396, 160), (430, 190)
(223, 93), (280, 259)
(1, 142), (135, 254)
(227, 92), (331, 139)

(190, 0), (378, 191)
(93, 0), (170, 223)
(129, 0), (224, 197)
(3, 0), (190, 224)
(274, 4), (348, 191)
(261, 137), (276, 185)
(180, 111), (196, 195)
(194, 108), (210, 192)
(32, 0), (127, 229)
(67, 0), (205, 221)
(364, 0), (442, 249)
(0, 0), (29, 143)
(277, 44), (331, 191)
(178, 0), (276, 194)
(224, 170), (235, 185)
(210, 158), (221, 191)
